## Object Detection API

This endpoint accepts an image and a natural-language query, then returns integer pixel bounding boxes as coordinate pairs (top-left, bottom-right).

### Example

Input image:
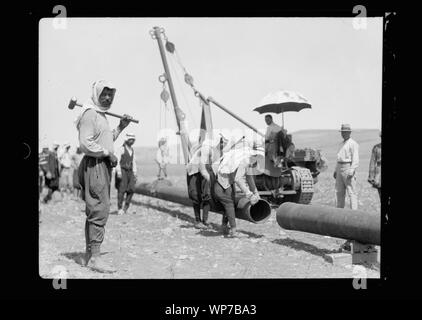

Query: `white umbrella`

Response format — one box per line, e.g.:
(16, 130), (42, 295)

(254, 90), (312, 127)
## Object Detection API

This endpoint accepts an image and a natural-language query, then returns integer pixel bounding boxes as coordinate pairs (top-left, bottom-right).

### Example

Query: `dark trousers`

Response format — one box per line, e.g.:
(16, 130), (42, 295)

(213, 182), (236, 229)
(43, 185), (59, 203)
(43, 177), (59, 203)
(187, 167), (214, 223)
(116, 169), (136, 210)
(39, 175), (43, 196)
(73, 168), (81, 189)
(78, 156), (112, 256)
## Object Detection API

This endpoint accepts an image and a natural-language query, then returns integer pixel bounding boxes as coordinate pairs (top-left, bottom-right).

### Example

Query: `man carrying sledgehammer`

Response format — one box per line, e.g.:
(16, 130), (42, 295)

(74, 80), (135, 273)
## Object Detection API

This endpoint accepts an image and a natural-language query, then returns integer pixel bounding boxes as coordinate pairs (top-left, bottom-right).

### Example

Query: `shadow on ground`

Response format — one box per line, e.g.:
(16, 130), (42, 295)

(272, 238), (342, 263)
(131, 199), (193, 223)
(272, 238), (380, 270)
(131, 199), (265, 239)
(61, 251), (110, 266)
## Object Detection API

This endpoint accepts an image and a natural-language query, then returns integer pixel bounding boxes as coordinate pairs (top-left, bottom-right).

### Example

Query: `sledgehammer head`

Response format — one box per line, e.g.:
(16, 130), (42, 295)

(68, 97), (80, 110)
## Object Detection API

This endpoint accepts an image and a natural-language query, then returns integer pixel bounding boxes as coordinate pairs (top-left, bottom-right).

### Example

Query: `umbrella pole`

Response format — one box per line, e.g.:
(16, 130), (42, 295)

(282, 112), (284, 128)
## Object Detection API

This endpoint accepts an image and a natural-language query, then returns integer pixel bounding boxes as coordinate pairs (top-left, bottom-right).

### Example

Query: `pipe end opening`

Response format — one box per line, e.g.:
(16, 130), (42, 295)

(249, 199), (272, 223)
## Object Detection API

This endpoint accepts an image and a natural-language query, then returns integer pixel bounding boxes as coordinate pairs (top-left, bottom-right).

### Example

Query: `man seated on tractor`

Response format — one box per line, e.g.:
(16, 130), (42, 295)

(269, 125), (295, 169)
(264, 114), (285, 168)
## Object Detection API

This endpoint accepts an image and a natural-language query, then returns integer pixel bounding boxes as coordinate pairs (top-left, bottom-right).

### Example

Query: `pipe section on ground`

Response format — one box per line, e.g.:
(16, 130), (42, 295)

(276, 202), (380, 245)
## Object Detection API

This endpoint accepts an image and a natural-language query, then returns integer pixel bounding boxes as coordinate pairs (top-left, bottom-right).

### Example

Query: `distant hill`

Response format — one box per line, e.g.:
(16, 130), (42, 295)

(291, 128), (379, 151)
(291, 129), (380, 174)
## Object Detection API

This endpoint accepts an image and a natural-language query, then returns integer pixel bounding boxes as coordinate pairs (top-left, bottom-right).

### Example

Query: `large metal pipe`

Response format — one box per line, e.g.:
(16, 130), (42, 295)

(135, 182), (271, 224)
(276, 202), (380, 245)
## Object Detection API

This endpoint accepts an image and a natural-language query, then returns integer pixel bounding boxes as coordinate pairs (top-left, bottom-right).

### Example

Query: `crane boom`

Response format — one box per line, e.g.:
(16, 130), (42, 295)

(152, 26), (191, 164)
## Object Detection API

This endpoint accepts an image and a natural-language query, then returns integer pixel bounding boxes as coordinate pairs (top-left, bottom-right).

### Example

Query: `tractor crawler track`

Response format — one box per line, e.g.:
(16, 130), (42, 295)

(289, 166), (314, 204)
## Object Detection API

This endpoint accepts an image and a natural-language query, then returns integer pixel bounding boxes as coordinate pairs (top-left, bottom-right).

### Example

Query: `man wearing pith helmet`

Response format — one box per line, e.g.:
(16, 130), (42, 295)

(333, 124), (359, 210)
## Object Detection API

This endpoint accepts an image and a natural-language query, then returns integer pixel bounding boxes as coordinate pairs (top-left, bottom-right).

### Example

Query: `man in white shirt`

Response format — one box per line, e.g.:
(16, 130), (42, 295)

(334, 124), (359, 210)
(214, 146), (262, 237)
(115, 133), (138, 215)
(59, 143), (73, 195)
(155, 138), (170, 180)
(186, 133), (229, 229)
(76, 80), (131, 272)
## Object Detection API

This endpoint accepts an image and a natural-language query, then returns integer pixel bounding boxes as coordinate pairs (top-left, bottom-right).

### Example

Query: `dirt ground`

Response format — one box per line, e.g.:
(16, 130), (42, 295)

(39, 168), (381, 279)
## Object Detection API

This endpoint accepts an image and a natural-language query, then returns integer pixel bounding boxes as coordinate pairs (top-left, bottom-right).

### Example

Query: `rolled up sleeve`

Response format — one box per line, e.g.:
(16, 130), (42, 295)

(112, 126), (122, 141)
(234, 162), (252, 196)
(246, 174), (258, 193)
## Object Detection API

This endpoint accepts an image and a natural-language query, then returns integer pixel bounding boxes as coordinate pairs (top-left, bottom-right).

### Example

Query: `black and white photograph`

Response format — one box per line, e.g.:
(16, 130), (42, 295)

(38, 16), (384, 281)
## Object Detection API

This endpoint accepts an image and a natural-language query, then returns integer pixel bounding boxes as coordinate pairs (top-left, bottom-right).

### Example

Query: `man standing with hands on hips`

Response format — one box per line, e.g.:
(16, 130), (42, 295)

(76, 80), (133, 273)
(334, 124), (359, 210)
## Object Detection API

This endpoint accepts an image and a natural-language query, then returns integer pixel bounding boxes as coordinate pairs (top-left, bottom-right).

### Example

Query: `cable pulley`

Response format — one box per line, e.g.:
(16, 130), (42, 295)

(165, 41), (175, 54)
(160, 87), (170, 104)
(184, 73), (194, 87)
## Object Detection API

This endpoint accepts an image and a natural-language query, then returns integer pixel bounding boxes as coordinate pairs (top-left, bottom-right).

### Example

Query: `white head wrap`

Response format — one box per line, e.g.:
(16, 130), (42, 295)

(75, 80), (116, 129)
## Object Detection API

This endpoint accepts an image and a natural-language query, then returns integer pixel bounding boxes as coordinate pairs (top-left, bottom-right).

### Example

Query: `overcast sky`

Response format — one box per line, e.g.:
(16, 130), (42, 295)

(39, 17), (382, 149)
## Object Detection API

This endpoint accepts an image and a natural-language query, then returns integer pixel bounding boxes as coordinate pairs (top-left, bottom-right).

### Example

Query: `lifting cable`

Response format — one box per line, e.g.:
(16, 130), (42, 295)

(167, 47), (198, 127)
(168, 45), (201, 100)
(164, 37), (194, 88)
(159, 76), (170, 132)
(165, 37), (214, 148)
(162, 34), (211, 146)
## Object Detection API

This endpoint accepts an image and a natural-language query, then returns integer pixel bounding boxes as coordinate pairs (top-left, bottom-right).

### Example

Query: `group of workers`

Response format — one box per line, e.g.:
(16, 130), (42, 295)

(39, 142), (84, 203)
(39, 134), (139, 211)
(186, 131), (263, 237)
(39, 79), (382, 273)
(39, 79), (264, 273)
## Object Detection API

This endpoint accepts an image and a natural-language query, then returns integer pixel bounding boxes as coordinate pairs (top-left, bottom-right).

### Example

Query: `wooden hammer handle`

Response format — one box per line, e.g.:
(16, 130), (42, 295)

(104, 111), (140, 124)
(75, 102), (139, 124)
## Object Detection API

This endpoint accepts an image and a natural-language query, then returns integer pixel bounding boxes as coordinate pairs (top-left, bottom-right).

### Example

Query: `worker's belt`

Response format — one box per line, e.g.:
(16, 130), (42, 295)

(84, 155), (112, 167)
(337, 161), (351, 164)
